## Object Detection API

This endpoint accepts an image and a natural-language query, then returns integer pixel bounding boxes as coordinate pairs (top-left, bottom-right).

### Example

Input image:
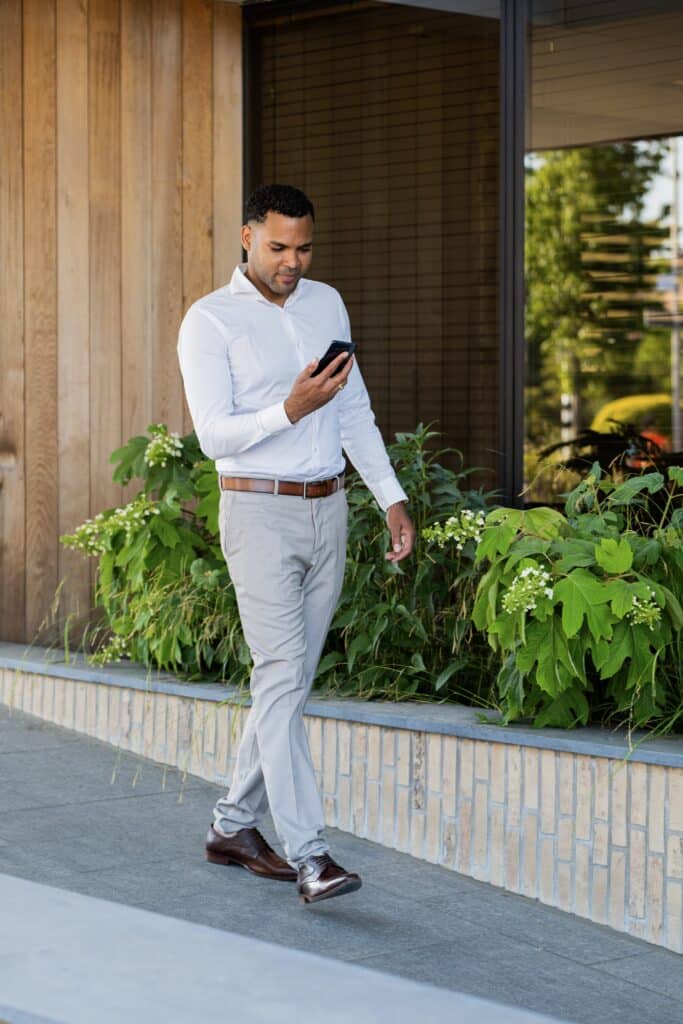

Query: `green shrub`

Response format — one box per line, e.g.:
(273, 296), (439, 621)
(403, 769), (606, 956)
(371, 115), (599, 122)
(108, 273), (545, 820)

(61, 424), (250, 682)
(60, 423), (499, 705)
(467, 465), (683, 731)
(315, 425), (498, 702)
(61, 424), (683, 731)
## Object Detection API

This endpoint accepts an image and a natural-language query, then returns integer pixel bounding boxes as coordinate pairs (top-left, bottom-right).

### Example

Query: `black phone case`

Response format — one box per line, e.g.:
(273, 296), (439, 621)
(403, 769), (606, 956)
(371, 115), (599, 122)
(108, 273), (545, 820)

(310, 340), (356, 377)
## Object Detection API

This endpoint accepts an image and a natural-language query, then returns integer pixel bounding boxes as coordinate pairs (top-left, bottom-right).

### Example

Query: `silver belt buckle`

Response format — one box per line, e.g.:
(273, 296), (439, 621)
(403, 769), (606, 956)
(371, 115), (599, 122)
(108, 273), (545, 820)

(302, 480), (308, 499)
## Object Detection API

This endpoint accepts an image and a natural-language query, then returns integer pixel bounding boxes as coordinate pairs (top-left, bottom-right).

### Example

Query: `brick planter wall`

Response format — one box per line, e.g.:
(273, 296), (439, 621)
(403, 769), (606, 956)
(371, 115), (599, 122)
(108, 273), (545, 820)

(1, 645), (682, 954)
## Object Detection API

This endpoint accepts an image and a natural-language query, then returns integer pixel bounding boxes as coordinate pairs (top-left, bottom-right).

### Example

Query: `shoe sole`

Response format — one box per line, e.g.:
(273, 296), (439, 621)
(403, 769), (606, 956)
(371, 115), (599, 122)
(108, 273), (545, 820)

(299, 876), (363, 905)
(205, 850), (297, 882)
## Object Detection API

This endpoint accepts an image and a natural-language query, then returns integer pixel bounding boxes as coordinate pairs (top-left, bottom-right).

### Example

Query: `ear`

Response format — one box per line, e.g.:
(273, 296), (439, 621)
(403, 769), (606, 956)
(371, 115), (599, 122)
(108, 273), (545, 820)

(241, 224), (251, 251)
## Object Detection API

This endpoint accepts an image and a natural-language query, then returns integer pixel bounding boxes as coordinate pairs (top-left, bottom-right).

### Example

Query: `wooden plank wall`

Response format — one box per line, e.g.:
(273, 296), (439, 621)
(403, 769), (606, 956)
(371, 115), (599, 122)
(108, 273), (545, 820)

(0, 0), (243, 645)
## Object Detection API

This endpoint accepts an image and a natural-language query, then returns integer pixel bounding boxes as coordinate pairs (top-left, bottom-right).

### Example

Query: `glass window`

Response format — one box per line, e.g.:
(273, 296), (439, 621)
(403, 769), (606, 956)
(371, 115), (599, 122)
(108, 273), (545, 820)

(247, 0), (501, 481)
(525, 1), (683, 502)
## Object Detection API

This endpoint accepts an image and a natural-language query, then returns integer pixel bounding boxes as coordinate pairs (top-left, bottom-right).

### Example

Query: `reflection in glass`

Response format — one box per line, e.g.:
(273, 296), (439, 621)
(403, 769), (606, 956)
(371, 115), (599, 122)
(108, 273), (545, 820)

(524, 2), (683, 503)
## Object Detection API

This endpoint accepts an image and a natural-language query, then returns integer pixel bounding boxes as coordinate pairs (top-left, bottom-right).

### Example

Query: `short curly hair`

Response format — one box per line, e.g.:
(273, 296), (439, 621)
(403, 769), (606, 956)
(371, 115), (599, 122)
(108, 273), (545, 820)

(245, 184), (315, 224)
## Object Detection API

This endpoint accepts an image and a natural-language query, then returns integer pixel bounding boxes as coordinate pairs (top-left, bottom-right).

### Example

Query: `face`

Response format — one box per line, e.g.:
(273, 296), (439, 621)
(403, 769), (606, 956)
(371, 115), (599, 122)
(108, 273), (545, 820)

(241, 211), (314, 304)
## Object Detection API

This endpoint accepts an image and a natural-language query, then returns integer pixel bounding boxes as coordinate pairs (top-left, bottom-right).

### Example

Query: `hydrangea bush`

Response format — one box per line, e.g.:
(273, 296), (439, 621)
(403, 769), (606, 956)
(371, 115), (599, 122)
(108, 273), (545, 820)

(467, 466), (683, 729)
(59, 423), (498, 703)
(61, 424), (251, 681)
(60, 421), (682, 731)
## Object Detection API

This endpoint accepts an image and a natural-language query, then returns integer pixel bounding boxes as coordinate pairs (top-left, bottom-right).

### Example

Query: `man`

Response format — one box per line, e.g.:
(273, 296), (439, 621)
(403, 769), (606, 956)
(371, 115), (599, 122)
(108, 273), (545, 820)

(177, 184), (415, 904)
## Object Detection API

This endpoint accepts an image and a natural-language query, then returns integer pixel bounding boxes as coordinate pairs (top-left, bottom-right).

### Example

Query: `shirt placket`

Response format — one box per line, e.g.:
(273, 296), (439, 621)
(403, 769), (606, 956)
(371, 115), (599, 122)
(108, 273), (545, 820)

(280, 308), (320, 471)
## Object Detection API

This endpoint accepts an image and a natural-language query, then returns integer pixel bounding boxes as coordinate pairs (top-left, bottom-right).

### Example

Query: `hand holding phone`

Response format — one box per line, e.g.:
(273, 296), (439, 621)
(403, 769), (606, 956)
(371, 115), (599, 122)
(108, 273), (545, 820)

(284, 342), (356, 424)
(310, 340), (356, 377)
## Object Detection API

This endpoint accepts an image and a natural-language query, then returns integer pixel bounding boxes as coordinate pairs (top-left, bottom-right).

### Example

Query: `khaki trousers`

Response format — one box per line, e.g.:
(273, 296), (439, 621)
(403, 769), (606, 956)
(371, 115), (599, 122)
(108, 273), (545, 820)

(213, 485), (348, 866)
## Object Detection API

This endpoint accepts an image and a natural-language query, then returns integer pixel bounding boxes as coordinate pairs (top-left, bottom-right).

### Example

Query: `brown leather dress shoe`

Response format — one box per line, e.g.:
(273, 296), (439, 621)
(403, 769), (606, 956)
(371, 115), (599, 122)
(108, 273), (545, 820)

(205, 824), (297, 881)
(297, 853), (362, 904)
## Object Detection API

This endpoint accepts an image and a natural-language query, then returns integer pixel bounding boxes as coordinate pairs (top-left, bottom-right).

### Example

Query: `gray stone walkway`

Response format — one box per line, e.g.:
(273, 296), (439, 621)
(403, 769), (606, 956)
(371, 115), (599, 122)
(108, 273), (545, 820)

(0, 876), (557, 1024)
(1, 704), (681, 1024)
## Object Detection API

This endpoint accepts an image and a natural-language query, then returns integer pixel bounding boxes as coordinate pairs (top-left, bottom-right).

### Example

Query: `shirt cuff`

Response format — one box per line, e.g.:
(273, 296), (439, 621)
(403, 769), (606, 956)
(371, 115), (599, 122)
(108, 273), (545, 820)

(256, 400), (295, 437)
(372, 474), (408, 514)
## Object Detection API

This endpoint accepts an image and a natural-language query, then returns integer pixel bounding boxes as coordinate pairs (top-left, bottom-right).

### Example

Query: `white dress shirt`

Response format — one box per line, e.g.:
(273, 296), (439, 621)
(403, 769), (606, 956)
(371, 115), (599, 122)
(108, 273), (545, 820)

(177, 264), (408, 512)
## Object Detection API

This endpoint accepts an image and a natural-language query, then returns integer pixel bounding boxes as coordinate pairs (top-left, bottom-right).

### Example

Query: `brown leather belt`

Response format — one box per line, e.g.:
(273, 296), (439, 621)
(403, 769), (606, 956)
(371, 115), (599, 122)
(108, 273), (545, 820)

(219, 472), (345, 499)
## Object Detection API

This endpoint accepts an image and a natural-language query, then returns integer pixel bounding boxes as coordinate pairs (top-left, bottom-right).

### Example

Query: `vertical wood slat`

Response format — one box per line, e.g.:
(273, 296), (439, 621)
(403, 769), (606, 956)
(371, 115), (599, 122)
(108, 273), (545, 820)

(0, 0), (26, 642)
(213, 1), (243, 289)
(152, 0), (183, 431)
(121, 0), (153, 501)
(182, 0), (213, 437)
(24, 0), (58, 642)
(57, 0), (91, 629)
(89, 0), (122, 521)
(1, 0), (244, 643)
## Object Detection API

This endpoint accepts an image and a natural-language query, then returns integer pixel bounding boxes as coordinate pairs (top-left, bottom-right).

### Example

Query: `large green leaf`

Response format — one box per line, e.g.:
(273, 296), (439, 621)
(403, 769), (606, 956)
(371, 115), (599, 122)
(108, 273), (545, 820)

(633, 538), (662, 568)
(472, 566), (498, 630)
(486, 507), (524, 530)
(114, 529), (147, 567)
(533, 687), (590, 728)
(604, 578), (636, 619)
(476, 523), (517, 563)
(515, 620), (545, 674)
(536, 621), (582, 695)
(522, 507), (568, 539)
(497, 653), (526, 719)
(554, 569), (612, 638)
(594, 537), (633, 575)
(625, 635), (656, 690)
(151, 515), (181, 549)
(592, 621), (633, 679)
(503, 538), (551, 573)
(607, 472), (664, 505)
(552, 538), (597, 572)
(585, 602), (614, 643)
(109, 434), (149, 484)
(489, 612), (517, 649)
(660, 585), (683, 631)
(516, 618), (581, 696)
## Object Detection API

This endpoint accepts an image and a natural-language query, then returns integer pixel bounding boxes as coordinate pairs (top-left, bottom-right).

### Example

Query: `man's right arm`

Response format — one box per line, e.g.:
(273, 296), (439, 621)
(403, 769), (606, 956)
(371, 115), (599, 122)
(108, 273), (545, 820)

(177, 305), (294, 460)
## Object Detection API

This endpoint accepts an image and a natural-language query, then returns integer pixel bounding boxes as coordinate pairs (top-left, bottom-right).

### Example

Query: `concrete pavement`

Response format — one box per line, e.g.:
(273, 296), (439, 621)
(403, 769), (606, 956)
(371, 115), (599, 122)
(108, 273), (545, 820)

(1, 703), (681, 1023)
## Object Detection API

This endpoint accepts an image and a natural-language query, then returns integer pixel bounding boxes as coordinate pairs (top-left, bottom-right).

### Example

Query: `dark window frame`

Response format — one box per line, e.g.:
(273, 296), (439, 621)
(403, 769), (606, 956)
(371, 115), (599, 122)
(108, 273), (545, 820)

(499, 0), (527, 505)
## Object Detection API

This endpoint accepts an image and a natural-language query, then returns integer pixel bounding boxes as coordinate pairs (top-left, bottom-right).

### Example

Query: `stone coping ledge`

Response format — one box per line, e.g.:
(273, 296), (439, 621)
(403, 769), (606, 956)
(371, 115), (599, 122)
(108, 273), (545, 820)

(1, 641), (682, 769)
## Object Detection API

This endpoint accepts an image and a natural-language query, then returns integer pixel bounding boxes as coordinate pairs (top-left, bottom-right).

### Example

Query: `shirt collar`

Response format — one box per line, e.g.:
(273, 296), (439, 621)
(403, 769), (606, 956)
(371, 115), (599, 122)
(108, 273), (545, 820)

(228, 263), (304, 307)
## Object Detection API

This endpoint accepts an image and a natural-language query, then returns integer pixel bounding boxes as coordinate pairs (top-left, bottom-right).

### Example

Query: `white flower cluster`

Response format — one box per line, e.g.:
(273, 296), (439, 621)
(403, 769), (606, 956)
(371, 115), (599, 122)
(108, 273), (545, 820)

(422, 509), (486, 552)
(61, 494), (161, 555)
(627, 589), (661, 631)
(61, 510), (110, 555)
(144, 424), (184, 468)
(89, 633), (129, 666)
(502, 565), (554, 615)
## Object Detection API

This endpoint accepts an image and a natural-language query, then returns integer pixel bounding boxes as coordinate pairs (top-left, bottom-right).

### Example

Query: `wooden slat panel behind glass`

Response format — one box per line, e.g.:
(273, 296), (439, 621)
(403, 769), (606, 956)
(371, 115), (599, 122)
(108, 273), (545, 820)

(251, 2), (500, 482)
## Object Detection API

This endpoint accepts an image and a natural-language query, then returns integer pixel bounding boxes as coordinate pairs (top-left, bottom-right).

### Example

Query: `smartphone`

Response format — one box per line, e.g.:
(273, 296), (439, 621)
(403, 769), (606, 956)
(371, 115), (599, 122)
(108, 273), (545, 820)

(310, 340), (356, 377)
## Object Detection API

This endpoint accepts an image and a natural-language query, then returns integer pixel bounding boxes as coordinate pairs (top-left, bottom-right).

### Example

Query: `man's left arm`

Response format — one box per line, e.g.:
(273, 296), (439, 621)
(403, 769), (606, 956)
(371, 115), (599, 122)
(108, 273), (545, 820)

(335, 299), (416, 562)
